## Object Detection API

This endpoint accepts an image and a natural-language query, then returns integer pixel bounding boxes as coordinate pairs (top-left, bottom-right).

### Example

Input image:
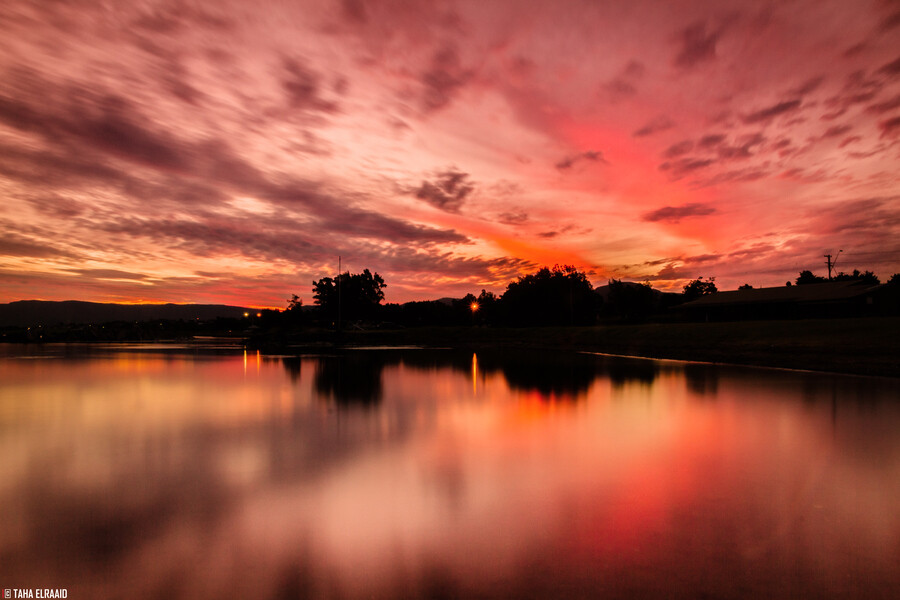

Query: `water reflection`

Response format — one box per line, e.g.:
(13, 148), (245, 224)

(313, 354), (384, 406)
(0, 344), (898, 599)
(476, 350), (596, 400)
(684, 362), (720, 396)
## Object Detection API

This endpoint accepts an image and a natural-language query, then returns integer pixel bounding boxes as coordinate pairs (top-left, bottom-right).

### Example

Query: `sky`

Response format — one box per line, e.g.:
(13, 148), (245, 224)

(1, 0), (899, 308)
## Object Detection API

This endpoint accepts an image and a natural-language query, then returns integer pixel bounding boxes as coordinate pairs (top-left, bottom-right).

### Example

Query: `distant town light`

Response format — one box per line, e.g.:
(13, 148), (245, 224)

(256, 312), (262, 318)
(243, 312), (250, 318)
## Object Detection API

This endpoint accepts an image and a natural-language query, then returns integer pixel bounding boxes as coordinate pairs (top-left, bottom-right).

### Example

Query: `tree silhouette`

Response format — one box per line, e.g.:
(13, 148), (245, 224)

(284, 294), (304, 325)
(796, 270), (827, 285)
(475, 289), (498, 324)
(833, 269), (880, 285)
(682, 277), (717, 301)
(312, 269), (386, 323)
(605, 279), (657, 321)
(499, 265), (597, 325)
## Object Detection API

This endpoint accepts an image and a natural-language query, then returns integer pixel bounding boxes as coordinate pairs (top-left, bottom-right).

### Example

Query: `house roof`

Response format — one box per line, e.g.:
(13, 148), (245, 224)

(680, 280), (881, 308)
(595, 281), (661, 300)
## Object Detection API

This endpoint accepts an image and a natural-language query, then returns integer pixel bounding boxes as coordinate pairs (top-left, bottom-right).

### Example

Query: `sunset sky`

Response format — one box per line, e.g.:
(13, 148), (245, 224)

(1, 0), (899, 308)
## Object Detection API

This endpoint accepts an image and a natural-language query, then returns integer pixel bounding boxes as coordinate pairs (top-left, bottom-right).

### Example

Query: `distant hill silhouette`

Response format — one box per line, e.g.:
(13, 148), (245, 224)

(0, 301), (252, 328)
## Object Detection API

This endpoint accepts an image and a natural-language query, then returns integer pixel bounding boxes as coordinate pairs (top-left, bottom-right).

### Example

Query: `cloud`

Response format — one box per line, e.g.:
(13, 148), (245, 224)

(642, 203), (716, 223)
(0, 71), (195, 173)
(877, 54), (900, 77)
(716, 133), (764, 159)
(790, 76), (826, 96)
(771, 138), (791, 150)
(866, 94), (900, 113)
(365, 246), (537, 282)
(497, 211), (529, 225)
(414, 169), (475, 212)
(162, 63), (204, 105)
(810, 197), (900, 236)
(879, 116), (900, 138)
(537, 225), (578, 239)
(821, 71), (885, 120)
(682, 253), (720, 264)
(674, 21), (721, 68)
(880, 10), (900, 31)
(281, 57), (339, 113)
(742, 99), (802, 124)
(0, 141), (132, 190)
(0, 68), (468, 263)
(0, 232), (79, 259)
(555, 150), (607, 170)
(823, 124), (853, 138)
(421, 45), (473, 112)
(602, 60), (645, 100)
(331, 205), (469, 243)
(697, 134), (726, 148)
(693, 167), (770, 188)
(132, 3), (233, 32)
(341, 0), (368, 23)
(663, 140), (694, 158)
(658, 158), (715, 179)
(69, 269), (150, 281)
(0, 92), (186, 171)
(633, 116), (674, 137)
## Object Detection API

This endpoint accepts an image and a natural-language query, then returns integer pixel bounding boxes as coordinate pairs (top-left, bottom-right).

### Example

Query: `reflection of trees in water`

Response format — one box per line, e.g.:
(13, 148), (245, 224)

(281, 357), (302, 382)
(389, 349), (666, 400)
(476, 350), (596, 401)
(684, 363), (719, 397)
(596, 356), (658, 387)
(390, 350), (473, 375)
(313, 354), (384, 406)
(288, 349), (671, 403)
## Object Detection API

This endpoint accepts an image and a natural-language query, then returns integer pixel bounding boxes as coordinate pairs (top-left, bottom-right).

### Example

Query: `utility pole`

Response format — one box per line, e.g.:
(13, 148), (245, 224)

(824, 249), (842, 280)
(338, 254), (341, 331)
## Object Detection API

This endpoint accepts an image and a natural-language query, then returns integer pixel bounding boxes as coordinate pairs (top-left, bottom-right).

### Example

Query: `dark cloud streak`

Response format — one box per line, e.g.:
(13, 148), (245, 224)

(642, 203), (716, 223)
(556, 150), (607, 170)
(742, 100), (802, 124)
(633, 116), (674, 137)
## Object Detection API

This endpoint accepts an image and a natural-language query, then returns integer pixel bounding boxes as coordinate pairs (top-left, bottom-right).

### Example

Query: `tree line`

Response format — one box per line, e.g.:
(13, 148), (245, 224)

(283, 263), (899, 329)
(287, 265), (720, 328)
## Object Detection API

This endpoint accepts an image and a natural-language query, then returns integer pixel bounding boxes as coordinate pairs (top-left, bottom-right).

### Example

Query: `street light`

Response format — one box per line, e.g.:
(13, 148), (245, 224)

(470, 301), (479, 325)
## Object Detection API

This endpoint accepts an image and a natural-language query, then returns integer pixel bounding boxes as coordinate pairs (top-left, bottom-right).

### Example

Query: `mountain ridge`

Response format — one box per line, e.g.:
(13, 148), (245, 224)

(0, 300), (254, 327)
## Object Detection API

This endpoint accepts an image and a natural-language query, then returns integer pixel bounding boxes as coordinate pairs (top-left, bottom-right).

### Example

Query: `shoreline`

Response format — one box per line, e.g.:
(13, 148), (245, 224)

(3, 316), (897, 379)
(248, 316), (900, 379)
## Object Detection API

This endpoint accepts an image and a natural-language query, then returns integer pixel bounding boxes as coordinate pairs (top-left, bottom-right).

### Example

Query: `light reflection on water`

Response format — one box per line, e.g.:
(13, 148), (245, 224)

(0, 344), (898, 598)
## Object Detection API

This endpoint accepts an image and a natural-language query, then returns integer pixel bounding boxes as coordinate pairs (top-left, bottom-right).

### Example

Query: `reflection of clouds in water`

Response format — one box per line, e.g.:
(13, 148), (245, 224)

(1, 348), (899, 598)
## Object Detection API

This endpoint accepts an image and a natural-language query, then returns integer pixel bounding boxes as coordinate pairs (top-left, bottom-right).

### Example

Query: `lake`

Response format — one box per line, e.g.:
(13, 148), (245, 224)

(0, 343), (898, 599)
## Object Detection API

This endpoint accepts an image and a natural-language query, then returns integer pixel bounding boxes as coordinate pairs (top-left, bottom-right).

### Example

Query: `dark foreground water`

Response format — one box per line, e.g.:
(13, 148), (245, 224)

(0, 343), (898, 599)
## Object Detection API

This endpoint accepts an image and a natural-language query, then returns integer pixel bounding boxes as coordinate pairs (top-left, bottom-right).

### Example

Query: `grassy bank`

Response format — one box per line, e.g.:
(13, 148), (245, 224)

(254, 317), (900, 378)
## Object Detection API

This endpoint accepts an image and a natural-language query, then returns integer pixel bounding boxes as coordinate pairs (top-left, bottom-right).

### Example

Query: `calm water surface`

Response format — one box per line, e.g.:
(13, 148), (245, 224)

(0, 343), (898, 599)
